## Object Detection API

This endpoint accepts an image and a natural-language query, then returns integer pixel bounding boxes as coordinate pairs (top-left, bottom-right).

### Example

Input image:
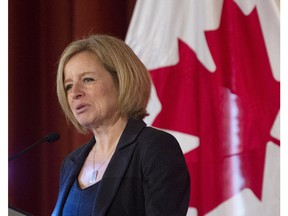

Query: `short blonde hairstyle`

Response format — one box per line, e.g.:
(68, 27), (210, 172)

(57, 35), (151, 133)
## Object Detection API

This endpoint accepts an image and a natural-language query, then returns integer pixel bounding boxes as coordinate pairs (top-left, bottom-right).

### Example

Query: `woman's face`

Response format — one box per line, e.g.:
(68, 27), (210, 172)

(64, 51), (118, 130)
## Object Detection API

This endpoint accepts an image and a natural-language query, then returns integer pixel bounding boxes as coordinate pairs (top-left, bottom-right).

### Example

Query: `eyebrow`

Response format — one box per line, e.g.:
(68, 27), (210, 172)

(64, 71), (96, 84)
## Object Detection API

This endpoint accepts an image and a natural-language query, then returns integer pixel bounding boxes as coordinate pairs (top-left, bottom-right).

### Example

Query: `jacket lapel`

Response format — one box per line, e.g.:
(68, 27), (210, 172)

(52, 138), (95, 216)
(93, 119), (146, 216)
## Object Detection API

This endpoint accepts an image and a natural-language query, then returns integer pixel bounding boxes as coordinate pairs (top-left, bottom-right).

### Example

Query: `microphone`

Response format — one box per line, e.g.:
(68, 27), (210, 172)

(8, 132), (60, 161)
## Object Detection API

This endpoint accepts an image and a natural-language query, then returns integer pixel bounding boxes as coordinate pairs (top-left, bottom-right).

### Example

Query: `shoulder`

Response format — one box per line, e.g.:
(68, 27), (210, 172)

(135, 126), (189, 186)
(136, 126), (183, 160)
(138, 126), (179, 147)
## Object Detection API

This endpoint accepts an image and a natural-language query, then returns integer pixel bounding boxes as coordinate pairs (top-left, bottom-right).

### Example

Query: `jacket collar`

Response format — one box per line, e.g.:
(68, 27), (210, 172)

(52, 137), (95, 216)
(53, 118), (146, 216)
(93, 118), (146, 215)
(116, 118), (146, 150)
(69, 118), (146, 162)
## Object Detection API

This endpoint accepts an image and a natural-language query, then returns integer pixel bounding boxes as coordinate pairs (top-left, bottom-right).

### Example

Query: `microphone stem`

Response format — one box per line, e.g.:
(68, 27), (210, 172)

(8, 138), (46, 161)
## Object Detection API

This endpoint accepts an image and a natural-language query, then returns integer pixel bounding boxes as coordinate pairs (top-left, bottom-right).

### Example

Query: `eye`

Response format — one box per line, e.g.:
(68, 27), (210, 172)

(83, 77), (95, 83)
(64, 83), (73, 92)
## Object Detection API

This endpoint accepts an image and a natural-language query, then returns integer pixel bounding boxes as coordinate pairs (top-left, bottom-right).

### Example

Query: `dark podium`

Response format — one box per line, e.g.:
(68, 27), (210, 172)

(9, 206), (33, 216)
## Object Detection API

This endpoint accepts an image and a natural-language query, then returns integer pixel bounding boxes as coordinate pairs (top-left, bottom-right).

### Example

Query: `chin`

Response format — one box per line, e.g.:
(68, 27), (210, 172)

(78, 119), (100, 129)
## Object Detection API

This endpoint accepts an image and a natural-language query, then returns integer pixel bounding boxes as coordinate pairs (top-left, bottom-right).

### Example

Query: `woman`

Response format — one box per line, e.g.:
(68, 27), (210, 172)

(52, 35), (190, 216)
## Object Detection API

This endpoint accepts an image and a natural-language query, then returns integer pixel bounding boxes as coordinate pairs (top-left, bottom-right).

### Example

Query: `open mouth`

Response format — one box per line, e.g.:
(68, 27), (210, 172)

(75, 104), (88, 114)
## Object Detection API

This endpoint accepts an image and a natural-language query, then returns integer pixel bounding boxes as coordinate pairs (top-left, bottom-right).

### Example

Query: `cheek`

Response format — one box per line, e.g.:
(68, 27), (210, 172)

(97, 82), (116, 98)
(105, 86), (118, 103)
(66, 96), (74, 111)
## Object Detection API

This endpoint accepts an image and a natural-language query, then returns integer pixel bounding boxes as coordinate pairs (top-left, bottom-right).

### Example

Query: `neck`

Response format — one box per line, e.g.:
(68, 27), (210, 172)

(92, 116), (128, 153)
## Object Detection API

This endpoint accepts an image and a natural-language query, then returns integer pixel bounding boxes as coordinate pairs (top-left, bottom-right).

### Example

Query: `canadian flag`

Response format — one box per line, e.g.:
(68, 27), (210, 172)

(125, 0), (280, 215)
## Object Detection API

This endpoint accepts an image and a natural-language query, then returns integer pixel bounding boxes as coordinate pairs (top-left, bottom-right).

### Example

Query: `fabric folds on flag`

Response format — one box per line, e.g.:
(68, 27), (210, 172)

(125, 0), (280, 215)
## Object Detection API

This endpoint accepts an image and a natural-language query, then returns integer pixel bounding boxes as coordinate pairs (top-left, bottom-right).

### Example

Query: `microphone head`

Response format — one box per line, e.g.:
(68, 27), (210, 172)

(45, 132), (60, 143)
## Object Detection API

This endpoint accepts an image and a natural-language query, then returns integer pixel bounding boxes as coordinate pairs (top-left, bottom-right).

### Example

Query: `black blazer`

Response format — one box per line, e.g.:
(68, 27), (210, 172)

(52, 119), (190, 216)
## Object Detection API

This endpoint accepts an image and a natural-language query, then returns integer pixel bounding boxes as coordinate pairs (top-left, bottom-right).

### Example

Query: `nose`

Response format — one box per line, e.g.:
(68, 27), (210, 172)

(70, 82), (84, 99)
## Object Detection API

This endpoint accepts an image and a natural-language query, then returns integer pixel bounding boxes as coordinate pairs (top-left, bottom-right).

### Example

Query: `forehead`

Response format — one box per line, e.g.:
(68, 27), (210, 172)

(64, 51), (103, 77)
(66, 51), (101, 68)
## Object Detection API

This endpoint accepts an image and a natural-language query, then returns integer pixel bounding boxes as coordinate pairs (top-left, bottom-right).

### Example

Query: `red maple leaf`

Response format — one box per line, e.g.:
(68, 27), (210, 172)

(149, 0), (280, 215)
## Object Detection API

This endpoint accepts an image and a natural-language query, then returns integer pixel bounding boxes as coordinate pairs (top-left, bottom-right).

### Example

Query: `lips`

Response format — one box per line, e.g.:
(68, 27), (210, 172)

(75, 103), (89, 114)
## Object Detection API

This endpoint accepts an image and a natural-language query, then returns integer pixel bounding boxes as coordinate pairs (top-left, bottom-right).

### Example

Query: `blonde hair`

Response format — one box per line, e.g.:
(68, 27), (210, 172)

(56, 35), (151, 133)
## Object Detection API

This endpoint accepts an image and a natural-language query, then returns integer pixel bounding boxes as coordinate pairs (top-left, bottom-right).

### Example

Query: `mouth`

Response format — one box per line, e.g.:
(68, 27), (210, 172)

(75, 104), (89, 114)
